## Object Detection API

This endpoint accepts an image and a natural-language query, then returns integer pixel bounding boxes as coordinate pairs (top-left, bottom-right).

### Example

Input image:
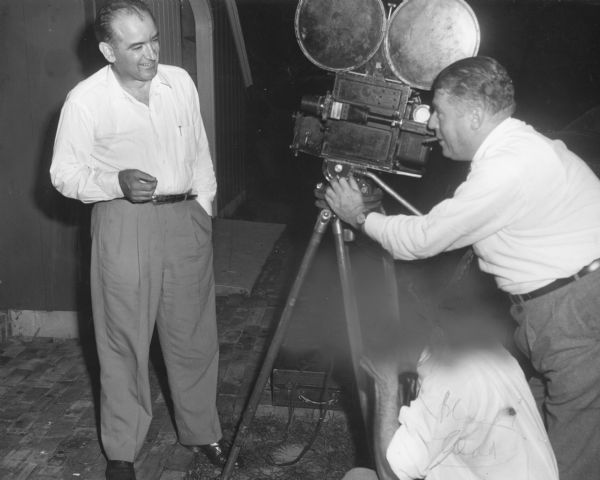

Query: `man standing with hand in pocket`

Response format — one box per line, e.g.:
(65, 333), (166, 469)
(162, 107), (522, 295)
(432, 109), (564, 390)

(50, 1), (230, 478)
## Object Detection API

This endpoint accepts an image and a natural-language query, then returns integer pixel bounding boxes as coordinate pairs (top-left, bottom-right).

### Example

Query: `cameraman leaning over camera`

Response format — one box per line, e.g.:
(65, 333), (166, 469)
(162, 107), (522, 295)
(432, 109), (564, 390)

(325, 56), (600, 480)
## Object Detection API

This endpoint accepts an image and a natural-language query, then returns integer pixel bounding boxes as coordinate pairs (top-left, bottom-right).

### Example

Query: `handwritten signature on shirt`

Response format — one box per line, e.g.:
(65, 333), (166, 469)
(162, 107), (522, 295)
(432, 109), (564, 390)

(434, 390), (521, 462)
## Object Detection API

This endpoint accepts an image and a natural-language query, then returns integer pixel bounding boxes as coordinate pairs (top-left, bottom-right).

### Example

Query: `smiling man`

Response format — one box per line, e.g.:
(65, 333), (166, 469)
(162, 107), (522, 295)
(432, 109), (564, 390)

(325, 56), (600, 480)
(50, 1), (228, 479)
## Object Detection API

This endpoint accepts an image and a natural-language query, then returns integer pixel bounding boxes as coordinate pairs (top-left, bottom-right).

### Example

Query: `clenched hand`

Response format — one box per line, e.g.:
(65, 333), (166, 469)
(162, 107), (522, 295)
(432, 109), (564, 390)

(118, 169), (158, 203)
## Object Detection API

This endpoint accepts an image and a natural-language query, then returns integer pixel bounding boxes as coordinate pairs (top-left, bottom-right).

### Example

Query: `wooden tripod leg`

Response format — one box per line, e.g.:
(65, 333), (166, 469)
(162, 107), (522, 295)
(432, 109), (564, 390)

(220, 209), (333, 479)
(331, 218), (370, 435)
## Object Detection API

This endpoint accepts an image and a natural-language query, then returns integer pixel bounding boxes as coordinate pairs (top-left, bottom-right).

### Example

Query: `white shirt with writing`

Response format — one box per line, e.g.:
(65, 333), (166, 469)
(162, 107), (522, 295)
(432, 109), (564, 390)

(50, 65), (216, 214)
(386, 347), (558, 480)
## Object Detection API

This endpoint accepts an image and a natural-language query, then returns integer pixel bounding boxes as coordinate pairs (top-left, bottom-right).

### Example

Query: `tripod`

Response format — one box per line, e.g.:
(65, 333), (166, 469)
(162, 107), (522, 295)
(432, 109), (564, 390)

(221, 168), (423, 479)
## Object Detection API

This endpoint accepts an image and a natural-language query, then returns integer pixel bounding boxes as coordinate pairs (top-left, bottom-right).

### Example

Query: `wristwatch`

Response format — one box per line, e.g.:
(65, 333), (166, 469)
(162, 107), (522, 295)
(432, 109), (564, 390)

(356, 211), (369, 230)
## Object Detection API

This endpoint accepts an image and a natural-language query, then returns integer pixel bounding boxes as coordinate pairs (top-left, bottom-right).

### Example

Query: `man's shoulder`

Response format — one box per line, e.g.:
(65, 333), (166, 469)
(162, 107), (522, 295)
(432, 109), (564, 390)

(157, 64), (194, 87)
(421, 347), (518, 389)
(475, 117), (555, 174)
(65, 66), (111, 105)
(493, 118), (553, 151)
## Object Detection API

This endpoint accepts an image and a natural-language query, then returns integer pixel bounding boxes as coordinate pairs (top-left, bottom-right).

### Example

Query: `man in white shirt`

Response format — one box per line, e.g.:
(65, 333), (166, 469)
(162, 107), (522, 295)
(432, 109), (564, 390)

(326, 56), (600, 480)
(50, 1), (227, 478)
(343, 305), (559, 480)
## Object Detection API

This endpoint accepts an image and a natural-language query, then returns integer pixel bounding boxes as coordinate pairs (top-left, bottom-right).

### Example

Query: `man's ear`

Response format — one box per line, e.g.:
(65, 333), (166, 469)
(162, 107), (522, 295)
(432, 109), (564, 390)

(470, 105), (484, 130)
(99, 42), (115, 63)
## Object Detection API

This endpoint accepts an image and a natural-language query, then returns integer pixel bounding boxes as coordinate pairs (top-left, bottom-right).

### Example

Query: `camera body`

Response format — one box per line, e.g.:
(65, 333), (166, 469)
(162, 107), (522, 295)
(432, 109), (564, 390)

(291, 0), (480, 178)
(292, 71), (431, 177)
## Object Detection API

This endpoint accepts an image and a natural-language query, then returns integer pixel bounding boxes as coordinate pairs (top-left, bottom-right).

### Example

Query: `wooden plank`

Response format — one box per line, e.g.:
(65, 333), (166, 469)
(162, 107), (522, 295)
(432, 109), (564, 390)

(225, 0), (253, 87)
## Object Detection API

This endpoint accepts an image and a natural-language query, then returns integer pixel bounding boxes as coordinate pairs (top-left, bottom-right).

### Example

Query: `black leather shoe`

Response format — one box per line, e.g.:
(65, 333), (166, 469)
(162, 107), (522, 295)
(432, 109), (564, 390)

(105, 460), (136, 480)
(189, 441), (239, 468)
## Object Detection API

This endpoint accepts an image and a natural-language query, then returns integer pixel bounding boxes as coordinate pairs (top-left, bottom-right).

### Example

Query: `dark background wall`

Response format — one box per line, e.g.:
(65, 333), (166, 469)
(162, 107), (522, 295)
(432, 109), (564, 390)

(0, 0), (100, 312)
(1, 0), (600, 313)
(0, 0), (248, 311)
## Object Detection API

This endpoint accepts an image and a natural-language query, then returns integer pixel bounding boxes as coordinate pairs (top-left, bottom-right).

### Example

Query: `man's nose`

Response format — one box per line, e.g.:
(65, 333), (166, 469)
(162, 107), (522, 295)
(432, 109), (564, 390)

(427, 114), (438, 131)
(144, 44), (158, 60)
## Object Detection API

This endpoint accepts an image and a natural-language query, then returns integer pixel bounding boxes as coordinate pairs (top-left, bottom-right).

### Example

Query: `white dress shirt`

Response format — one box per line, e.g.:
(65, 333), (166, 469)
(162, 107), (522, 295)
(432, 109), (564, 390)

(365, 118), (600, 293)
(387, 347), (559, 480)
(50, 64), (217, 215)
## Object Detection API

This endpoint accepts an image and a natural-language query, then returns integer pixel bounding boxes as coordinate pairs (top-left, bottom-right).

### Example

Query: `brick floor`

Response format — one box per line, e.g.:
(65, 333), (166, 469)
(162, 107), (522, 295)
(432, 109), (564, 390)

(0, 230), (299, 480)
(1, 211), (434, 480)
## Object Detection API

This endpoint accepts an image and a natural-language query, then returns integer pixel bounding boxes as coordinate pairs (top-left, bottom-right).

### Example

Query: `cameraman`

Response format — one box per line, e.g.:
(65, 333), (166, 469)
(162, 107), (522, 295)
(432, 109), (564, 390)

(325, 56), (600, 480)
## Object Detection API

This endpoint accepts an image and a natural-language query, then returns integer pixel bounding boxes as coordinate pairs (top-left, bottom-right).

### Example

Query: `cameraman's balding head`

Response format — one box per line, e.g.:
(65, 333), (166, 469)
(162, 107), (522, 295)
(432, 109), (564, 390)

(433, 56), (516, 118)
(428, 57), (517, 161)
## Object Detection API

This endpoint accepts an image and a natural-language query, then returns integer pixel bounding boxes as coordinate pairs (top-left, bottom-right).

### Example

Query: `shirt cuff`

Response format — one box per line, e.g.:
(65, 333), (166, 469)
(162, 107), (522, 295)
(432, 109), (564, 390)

(96, 170), (124, 199)
(196, 196), (213, 216)
(363, 211), (385, 238)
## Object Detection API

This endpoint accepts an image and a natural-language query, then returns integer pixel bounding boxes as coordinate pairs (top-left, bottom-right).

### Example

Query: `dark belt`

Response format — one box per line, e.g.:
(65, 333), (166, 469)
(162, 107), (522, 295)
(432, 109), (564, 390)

(509, 258), (600, 304)
(150, 191), (197, 204)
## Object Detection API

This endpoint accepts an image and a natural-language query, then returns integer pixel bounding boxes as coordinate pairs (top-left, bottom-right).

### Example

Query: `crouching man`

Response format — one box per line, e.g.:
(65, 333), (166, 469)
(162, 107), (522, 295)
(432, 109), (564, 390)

(343, 298), (558, 480)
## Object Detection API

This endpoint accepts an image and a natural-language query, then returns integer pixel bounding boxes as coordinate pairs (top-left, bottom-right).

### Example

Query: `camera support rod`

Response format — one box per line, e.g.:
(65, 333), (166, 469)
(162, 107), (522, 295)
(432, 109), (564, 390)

(356, 169), (423, 216)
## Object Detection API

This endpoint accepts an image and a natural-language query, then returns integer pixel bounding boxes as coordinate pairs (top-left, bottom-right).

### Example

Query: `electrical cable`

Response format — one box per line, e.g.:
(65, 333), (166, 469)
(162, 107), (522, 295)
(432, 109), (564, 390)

(266, 355), (336, 467)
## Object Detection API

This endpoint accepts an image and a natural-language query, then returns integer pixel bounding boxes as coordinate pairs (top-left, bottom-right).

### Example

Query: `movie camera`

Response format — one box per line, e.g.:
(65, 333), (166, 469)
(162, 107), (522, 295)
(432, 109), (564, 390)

(221, 2), (481, 475)
(291, 0), (480, 179)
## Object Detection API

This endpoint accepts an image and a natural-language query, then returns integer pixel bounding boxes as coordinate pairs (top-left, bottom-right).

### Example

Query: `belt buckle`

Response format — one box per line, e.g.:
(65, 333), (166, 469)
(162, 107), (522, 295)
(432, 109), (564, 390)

(587, 259), (600, 273)
(509, 293), (525, 305)
(150, 194), (172, 204)
(150, 192), (191, 205)
(575, 258), (600, 280)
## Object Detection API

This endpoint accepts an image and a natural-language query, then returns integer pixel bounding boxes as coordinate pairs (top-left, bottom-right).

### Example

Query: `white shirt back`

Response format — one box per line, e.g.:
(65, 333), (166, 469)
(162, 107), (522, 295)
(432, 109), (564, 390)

(386, 347), (558, 480)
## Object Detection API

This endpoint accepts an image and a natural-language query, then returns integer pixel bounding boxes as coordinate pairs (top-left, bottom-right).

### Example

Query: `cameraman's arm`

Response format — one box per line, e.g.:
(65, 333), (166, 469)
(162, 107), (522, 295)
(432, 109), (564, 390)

(361, 357), (405, 480)
(373, 378), (402, 480)
(363, 155), (522, 261)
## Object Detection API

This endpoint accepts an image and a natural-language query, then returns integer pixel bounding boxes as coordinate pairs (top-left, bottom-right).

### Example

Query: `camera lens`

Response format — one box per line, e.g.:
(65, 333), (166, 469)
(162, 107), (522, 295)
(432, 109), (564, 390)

(300, 95), (325, 116)
(412, 104), (431, 123)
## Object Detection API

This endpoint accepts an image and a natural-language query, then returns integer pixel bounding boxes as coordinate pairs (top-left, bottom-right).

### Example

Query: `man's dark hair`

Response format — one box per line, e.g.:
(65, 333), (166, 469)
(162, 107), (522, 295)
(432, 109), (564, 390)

(432, 56), (516, 116)
(94, 0), (156, 44)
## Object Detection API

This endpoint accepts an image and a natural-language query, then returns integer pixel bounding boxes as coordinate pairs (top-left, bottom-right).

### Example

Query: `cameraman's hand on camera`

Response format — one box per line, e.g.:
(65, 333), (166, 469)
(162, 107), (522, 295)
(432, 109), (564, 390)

(325, 176), (366, 228)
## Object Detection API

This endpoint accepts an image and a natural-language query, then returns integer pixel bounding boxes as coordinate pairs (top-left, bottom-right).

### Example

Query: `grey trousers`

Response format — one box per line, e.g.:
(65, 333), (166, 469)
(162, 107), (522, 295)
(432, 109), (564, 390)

(90, 199), (222, 461)
(511, 269), (600, 480)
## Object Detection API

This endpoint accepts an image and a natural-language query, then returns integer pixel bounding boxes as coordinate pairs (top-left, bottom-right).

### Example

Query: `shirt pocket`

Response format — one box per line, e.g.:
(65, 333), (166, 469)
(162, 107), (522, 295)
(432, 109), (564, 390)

(177, 123), (197, 163)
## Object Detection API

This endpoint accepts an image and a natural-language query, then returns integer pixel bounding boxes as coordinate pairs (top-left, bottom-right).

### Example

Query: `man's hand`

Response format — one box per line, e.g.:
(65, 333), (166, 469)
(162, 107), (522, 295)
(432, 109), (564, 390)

(363, 354), (407, 480)
(325, 176), (367, 228)
(118, 169), (157, 203)
(361, 339), (423, 389)
(361, 356), (402, 392)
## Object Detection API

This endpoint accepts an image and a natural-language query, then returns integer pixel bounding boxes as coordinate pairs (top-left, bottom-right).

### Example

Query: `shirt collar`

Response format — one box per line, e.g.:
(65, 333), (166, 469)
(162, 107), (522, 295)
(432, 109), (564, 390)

(473, 117), (522, 163)
(104, 64), (172, 102)
(154, 68), (172, 89)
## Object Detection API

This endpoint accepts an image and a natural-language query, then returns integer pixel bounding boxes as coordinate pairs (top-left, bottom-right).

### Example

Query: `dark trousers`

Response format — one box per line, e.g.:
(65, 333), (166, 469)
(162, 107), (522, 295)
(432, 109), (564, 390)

(90, 199), (222, 461)
(511, 269), (600, 480)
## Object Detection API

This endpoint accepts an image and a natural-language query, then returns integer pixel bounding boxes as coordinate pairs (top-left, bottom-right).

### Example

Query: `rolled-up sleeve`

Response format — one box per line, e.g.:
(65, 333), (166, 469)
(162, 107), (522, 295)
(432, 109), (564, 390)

(186, 77), (217, 216)
(50, 99), (123, 202)
(191, 105), (217, 215)
(364, 158), (522, 260)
